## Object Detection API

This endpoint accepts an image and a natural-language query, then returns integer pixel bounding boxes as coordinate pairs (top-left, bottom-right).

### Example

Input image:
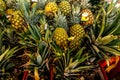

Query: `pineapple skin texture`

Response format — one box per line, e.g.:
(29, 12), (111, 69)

(10, 11), (24, 29)
(59, 1), (71, 15)
(53, 28), (68, 49)
(45, 2), (58, 17)
(81, 9), (94, 26)
(70, 24), (85, 48)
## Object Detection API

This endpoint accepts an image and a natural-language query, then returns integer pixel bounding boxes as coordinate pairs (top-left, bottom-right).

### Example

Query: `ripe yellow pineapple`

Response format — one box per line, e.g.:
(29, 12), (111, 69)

(53, 28), (68, 49)
(0, 0), (6, 11)
(10, 11), (24, 29)
(59, 1), (71, 15)
(70, 24), (85, 48)
(80, 8), (94, 26)
(45, 2), (58, 17)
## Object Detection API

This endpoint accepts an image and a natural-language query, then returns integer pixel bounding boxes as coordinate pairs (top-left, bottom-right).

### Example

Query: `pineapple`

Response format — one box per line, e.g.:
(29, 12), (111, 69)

(9, 10), (24, 29)
(80, 8), (94, 26)
(70, 24), (85, 48)
(53, 11), (68, 49)
(44, 2), (58, 17)
(53, 28), (68, 49)
(59, 1), (71, 15)
(0, 0), (6, 11)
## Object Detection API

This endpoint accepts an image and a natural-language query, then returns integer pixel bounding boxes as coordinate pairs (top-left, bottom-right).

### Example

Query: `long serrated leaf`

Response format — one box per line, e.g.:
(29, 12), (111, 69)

(108, 20), (120, 35)
(66, 50), (71, 67)
(113, 23), (120, 35)
(63, 53), (67, 69)
(97, 9), (106, 38)
(0, 46), (20, 68)
(100, 46), (120, 55)
(57, 59), (64, 72)
(78, 55), (91, 64)
(32, 25), (41, 39)
(65, 59), (79, 71)
(45, 29), (50, 41)
(0, 48), (9, 61)
(107, 39), (120, 46)
(74, 47), (85, 60)
(28, 24), (38, 40)
(41, 45), (48, 61)
(0, 46), (19, 62)
(76, 66), (93, 70)
(4, 46), (19, 59)
(104, 13), (120, 35)
(107, 0), (114, 14)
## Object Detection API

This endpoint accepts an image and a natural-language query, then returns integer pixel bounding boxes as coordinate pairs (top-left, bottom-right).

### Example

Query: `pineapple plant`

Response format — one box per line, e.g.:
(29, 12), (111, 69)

(0, 28), (21, 80)
(80, 8), (94, 26)
(51, 46), (92, 79)
(82, 0), (120, 59)
(68, 2), (85, 49)
(13, 0), (50, 79)
(53, 11), (68, 49)
(58, 0), (72, 15)
(44, 1), (58, 17)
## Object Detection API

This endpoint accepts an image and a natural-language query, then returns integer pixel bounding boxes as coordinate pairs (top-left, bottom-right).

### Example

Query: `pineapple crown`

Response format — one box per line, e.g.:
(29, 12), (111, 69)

(37, 0), (47, 9)
(69, 2), (81, 25)
(54, 10), (68, 30)
(17, 0), (44, 25)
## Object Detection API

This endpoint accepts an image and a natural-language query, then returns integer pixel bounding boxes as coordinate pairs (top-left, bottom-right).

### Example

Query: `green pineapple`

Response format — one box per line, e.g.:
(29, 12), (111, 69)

(59, 0), (71, 15)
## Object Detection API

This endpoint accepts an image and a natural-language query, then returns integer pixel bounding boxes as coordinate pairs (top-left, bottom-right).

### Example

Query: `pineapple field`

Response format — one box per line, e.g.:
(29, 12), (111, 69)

(0, 0), (120, 80)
